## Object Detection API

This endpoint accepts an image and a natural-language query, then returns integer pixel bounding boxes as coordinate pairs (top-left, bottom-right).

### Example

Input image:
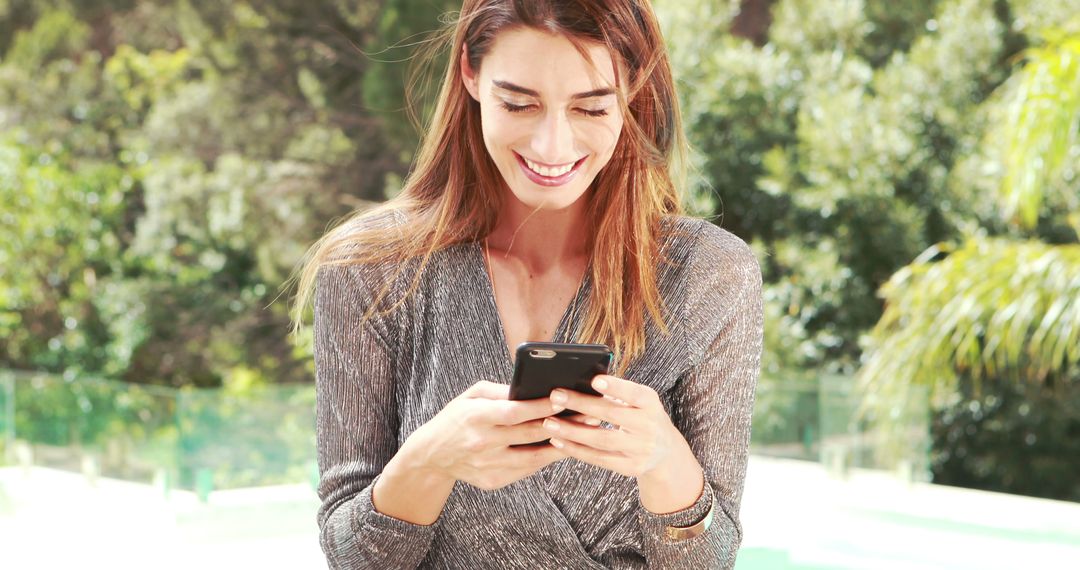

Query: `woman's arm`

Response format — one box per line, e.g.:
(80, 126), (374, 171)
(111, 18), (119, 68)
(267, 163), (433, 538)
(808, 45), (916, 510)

(313, 264), (445, 570)
(371, 446), (456, 525)
(635, 436), (705, 515)
(635, 225), (764, 570)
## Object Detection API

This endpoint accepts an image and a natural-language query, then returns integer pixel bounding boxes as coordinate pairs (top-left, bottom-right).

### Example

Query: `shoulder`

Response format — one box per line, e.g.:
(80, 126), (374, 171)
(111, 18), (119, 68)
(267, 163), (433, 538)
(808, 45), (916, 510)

(659, 216), (762, 361)
(328, 207), (409, 256)
(320, 206), (411, 275)
(660, 215), (760, 289)
(315, 207), (417, 319)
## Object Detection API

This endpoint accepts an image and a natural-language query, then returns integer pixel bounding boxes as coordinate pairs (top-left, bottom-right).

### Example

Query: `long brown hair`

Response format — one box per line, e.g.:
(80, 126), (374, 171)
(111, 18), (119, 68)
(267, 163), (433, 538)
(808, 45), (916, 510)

(290, 0), (688, 374)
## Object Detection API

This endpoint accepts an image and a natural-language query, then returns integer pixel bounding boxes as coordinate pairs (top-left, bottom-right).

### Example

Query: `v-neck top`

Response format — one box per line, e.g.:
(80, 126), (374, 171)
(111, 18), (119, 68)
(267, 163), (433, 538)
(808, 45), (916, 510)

(479, 241), (594, 366)
(312, 212), (763, 570)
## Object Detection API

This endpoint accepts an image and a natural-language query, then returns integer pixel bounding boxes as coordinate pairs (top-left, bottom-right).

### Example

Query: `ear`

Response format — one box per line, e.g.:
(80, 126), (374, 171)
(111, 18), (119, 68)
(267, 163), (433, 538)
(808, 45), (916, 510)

(460, 43), (480, 102)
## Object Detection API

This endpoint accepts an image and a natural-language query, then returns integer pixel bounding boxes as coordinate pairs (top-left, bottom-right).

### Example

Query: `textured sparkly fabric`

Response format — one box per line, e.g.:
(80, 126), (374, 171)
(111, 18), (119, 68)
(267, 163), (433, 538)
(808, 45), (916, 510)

(313, 213), (763, 569)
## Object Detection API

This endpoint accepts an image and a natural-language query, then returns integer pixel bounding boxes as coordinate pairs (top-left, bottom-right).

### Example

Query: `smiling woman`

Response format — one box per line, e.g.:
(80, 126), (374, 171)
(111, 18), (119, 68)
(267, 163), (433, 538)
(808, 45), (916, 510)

(289, 1), (763, 569)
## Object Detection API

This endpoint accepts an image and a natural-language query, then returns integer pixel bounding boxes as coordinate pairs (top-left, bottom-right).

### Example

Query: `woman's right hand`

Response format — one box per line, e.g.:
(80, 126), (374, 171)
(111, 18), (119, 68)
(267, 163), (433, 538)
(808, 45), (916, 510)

(405, 380), (585, 491)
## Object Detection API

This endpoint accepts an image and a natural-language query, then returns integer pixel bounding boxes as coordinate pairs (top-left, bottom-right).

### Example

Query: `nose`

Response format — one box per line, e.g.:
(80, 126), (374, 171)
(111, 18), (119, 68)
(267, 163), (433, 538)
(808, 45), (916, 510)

(530, 110), (575, 164)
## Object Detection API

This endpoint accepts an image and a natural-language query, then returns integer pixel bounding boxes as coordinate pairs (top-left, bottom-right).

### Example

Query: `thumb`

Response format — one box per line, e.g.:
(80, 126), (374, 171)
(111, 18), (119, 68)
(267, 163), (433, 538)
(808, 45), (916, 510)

(459, 380), (510, 400)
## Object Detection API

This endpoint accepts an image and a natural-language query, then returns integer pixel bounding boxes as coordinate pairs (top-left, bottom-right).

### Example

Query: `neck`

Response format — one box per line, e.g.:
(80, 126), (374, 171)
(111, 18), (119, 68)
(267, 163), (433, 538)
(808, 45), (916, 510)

(487, 195), (590, 271)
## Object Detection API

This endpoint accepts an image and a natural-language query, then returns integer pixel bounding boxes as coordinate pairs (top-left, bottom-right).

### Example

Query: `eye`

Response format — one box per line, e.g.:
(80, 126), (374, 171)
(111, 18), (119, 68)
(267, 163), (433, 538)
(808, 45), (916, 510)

(500, 102), (535, 113)
(577, 108), (609, 118)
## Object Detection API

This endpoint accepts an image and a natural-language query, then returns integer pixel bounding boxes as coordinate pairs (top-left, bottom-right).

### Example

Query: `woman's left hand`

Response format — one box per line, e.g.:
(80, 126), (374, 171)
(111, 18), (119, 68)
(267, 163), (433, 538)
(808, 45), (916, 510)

(543, 374), (695, 480)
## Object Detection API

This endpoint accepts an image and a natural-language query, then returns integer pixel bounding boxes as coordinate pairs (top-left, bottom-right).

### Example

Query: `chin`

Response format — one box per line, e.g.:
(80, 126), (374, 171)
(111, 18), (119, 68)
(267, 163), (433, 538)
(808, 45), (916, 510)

(509, 184), (591, 211)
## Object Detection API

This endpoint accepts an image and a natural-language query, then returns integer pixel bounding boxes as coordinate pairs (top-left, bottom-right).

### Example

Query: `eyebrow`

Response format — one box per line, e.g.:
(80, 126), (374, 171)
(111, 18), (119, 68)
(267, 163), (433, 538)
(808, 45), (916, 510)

(492, 80), (615, 100)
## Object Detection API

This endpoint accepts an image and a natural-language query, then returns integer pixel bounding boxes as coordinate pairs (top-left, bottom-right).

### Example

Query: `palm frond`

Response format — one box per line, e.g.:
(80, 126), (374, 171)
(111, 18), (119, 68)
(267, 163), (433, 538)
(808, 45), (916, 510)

(1001, 28), (1080, 229)
(859, 239), (1080, 408)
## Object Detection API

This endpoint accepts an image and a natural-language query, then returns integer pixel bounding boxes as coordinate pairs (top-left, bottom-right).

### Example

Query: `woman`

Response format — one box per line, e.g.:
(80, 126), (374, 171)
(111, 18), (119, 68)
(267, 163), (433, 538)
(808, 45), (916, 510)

(291, 1), (762, 568)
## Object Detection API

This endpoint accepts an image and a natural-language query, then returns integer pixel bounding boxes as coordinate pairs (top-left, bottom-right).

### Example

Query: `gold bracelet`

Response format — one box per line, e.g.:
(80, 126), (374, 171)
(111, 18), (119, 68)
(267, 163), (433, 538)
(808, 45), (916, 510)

(663, 494), (715, 541)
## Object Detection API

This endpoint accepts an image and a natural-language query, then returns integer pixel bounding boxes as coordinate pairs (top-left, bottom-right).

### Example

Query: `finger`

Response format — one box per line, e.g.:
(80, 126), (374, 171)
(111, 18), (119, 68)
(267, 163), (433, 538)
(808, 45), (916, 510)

(542, 416), (626, 452)
(548, 410), (596, 424)
(548, 436), (630, 475)
(461, 380), (509, 400)
(471, 444), (565, 488)
(589, 375), (660, 410)
(507, 443), (567, 472)
(496, 417), (602, 447)
(497, 419), (554, 447)
(564, 414), (603, 427)
(485, 397), (562, 426)
(550, 389), (636, 429)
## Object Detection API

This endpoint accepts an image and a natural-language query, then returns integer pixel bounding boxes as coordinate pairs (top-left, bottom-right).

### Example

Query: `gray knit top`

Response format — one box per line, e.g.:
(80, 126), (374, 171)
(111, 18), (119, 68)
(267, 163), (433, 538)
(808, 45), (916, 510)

(313, 213), (763, 569)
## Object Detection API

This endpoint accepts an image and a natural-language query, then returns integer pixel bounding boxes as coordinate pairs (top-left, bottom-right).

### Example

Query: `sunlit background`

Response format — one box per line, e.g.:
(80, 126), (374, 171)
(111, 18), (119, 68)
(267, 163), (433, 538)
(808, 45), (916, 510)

(2, 0), (1078, 568)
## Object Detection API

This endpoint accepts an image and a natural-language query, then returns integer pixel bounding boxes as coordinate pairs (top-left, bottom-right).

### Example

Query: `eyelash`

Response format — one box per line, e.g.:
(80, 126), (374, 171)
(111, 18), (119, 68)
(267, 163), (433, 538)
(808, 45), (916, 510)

(499, 102), (608, 118)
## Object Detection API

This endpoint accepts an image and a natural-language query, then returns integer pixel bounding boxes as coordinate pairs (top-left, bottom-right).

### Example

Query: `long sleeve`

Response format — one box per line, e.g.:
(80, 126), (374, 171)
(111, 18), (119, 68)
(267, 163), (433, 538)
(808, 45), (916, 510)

(636, 223), (764, 569)
(313, 263), (438, 569)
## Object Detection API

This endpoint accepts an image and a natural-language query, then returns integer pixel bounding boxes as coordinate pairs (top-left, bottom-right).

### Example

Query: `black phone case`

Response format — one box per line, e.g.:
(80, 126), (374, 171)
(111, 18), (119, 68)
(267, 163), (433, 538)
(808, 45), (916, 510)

(509, 342), (612, 418)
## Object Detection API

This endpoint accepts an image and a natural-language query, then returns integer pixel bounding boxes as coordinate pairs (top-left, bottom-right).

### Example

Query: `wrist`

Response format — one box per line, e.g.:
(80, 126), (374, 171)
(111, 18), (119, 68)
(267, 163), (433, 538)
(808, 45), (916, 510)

(397, 428), (455, 486)
(636, 443), (704, 515)
(371, 431), (457, 526)
(638, 436), (698, 482)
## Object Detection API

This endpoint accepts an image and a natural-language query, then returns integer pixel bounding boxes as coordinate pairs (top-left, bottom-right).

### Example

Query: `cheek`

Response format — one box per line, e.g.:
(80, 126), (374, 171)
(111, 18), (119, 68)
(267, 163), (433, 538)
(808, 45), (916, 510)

(581, 117), (623, 159)
(480, 107), (526, 152)
(478, 105), (500, 148)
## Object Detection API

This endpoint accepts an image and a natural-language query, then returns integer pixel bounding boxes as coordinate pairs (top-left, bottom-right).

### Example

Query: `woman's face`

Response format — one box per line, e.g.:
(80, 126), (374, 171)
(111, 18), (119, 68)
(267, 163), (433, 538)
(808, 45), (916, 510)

(462, 28), (625, 212)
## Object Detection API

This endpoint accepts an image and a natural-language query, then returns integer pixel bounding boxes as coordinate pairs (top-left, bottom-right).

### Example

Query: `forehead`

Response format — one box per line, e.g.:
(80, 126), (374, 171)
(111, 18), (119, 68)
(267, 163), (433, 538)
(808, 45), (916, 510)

(480, 27), (619, 97)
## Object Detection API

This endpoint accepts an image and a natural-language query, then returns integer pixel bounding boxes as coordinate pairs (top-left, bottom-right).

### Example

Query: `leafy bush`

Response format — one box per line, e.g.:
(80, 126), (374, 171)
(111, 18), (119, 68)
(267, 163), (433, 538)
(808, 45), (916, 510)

(932, 379), (1080, 501)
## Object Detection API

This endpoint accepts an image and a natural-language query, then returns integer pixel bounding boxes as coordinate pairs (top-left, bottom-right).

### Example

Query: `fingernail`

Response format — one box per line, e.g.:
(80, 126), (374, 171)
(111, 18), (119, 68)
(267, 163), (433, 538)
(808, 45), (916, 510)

(551, 403), (565, 413)
(593, 377), (608, 390)
(549, 438), (564, 449)
(585, 417), (602, 426)
(550, 390), (567, 404)
(544, 418), (559, 431)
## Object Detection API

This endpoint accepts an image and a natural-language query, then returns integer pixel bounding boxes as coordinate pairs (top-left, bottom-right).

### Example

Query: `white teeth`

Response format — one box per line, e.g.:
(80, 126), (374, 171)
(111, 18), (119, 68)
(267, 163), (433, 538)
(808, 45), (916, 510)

(524, 156), (577, 178)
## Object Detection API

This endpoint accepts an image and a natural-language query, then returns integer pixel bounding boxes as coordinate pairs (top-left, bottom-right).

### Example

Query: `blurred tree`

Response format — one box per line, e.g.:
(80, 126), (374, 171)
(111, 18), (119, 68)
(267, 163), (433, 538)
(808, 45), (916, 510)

(858, 21), (1080, 500)
(660, 0), (1019, 374)
(0, 10), (139, 377)
(0, 0), (460, 387)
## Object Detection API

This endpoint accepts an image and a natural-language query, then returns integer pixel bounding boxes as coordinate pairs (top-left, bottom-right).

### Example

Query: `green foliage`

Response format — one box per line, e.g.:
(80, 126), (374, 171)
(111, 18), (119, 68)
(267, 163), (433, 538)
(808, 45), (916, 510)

(360, 0), (461, 157)
(932, 380), (1080, 501)
(0, 1), (452, 387)
(770, 0), (875, 58)
(856, 14), (1080, 499)
(3, 9), (89, 69)
(859, 0), (943, 67)
(659, 0), (1022, 375)
(861, 239), (1080, 405)
(0, 134), (134, 372)
(1009, 0), (1080, 39)
(1000, 28), (1080, 229)
(104, 45), (192, 114)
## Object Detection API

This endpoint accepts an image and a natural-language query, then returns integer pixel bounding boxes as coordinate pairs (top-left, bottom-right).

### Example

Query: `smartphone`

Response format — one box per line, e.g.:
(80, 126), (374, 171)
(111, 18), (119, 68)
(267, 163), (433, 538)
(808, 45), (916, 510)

(509, 342), (613, 419)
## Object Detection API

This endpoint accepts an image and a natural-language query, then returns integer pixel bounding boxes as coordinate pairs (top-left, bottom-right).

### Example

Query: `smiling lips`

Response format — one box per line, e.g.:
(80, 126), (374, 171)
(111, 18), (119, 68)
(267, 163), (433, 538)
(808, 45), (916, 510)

(515, 152), (587, 187)
(524, 156), (576, 177)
